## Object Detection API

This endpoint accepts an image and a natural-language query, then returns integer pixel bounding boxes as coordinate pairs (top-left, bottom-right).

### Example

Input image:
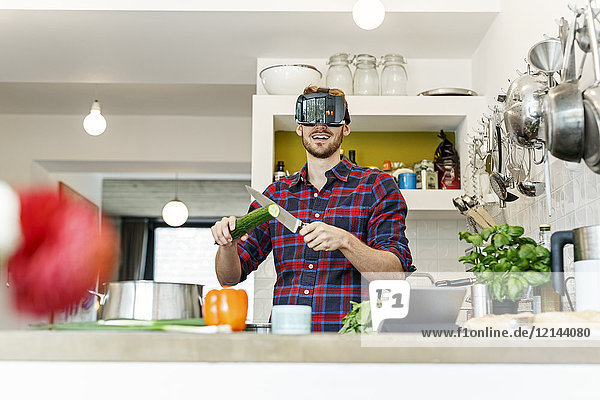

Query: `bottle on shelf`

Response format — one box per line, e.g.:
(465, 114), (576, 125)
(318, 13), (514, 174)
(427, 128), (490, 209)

(348, 150), (356, 164)
(273, 161), (288, 182)
(537, 224), (561, 312)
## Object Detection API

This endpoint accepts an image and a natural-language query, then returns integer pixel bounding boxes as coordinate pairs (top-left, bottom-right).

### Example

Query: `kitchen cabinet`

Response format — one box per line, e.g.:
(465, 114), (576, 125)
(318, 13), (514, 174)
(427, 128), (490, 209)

(251, 94), (487, 218)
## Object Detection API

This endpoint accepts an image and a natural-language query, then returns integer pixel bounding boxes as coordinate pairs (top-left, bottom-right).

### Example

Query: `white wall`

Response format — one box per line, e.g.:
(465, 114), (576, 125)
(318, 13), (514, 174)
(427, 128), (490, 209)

(0, 113), (251, 328)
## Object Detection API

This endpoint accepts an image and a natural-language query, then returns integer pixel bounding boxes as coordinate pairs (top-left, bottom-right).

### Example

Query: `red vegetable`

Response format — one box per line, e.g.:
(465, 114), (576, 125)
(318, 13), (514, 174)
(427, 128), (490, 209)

(7, 189), (118, 315)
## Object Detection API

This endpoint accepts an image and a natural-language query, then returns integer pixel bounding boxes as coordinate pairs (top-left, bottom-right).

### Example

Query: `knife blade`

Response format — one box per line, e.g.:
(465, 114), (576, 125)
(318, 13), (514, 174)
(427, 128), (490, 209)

(245, 185), (306, 234)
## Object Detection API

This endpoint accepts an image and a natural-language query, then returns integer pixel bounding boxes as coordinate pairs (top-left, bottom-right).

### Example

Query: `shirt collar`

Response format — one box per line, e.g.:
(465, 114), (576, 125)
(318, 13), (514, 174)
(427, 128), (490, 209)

(291, 156), (352, 187)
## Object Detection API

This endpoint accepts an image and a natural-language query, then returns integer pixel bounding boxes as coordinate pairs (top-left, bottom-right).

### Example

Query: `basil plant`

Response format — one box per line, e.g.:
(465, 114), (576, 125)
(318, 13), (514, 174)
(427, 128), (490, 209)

(458, 224), (551, 302)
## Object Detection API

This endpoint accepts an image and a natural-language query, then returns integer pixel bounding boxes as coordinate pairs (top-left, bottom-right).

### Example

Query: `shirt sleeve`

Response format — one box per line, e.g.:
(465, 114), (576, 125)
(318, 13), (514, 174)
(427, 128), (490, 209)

(366, 173), (413, 271)
(236, 186), (275, 282)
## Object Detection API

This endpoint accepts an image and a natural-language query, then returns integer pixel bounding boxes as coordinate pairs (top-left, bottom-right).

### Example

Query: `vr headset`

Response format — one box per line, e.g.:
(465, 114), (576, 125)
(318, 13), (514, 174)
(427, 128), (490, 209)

(295, 90), (351, 126)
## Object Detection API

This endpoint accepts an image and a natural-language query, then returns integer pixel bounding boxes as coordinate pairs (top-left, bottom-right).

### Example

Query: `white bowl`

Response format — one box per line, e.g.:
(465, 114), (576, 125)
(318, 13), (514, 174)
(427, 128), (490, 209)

(259, 64), (322, 95)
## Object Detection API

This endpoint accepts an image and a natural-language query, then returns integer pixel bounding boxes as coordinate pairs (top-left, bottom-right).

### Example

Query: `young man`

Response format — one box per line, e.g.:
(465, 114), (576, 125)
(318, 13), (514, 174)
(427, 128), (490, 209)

(211, 86), (413, 332)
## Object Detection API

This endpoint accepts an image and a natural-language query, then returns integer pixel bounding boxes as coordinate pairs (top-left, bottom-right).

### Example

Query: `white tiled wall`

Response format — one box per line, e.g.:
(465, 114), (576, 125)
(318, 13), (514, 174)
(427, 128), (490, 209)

(502, 158), (600, 310)
(406, 218), (470, 275)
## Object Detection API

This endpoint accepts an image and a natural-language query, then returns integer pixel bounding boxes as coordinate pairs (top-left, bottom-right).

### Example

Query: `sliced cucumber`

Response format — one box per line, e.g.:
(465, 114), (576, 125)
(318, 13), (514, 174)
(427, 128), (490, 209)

(230, 203), (280, 239)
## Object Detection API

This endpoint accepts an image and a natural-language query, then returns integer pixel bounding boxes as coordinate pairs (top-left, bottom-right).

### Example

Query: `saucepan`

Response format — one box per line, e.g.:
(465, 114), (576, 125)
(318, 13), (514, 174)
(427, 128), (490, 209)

(89, 280), (204, 320)
(542, 11), (585, 162)
(583, 0), (600, 174)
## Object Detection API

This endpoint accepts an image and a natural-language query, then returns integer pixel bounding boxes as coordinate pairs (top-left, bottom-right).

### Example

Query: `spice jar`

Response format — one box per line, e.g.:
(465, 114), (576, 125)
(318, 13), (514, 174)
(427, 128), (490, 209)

(380, 54), (408, 95)
(415, 160), (437, 190)
(326, 53), (354, 95)
(353, 54), (379, 95)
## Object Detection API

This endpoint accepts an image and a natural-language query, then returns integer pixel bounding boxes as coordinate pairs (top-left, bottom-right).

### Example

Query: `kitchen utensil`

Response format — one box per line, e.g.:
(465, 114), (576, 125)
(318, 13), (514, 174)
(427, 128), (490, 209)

(542, 12), (585, 163)
(461, 195), (496, 227)
(434, 277), (476, 287)
(528, 38), (563, 73)
(417, 88), (478, 96)
(89, 280), (204, 321)
(517, 148), (545, 197)
(452, 196), (490, 229)
(504, 73), (546, 147)
(551, 224), (600, 311)
(245, 185), (306, 233)
(489, 172), (519, 204)
(576, 8), (600, 52)
(471, 284), (493, 318)
(259, 64), (322, 95)
(271, 305), (312, 334)
(583, 1), (600, 173)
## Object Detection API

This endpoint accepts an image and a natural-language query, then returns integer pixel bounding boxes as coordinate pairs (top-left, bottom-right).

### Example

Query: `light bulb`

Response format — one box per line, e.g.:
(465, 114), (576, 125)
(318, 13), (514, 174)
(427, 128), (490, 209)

(352, 0), (385, 30)
(162, 200), (189, 227)
(83, 100), (107, 136)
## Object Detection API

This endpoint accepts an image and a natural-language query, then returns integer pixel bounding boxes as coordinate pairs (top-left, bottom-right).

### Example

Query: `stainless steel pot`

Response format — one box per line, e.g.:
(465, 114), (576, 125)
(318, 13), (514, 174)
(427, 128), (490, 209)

(504, 73), (546, 147)
(542, 12), (585, 162)
(90, 280), (204, 320)
(583, 1), (600, 173)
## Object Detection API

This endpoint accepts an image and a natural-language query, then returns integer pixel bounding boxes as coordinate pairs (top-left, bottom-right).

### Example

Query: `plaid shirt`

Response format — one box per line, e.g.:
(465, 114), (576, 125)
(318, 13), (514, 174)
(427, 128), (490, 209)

(237, 157), (413, 332)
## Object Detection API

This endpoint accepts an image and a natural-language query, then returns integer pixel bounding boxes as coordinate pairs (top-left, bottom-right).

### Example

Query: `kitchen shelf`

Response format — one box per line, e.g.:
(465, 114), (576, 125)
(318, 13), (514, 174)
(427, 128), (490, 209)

(251, 95), (486, 213)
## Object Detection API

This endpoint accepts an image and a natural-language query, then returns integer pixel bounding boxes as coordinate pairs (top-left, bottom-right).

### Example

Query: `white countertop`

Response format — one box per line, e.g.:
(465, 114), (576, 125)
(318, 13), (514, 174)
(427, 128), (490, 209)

(1, 330), (600, 363)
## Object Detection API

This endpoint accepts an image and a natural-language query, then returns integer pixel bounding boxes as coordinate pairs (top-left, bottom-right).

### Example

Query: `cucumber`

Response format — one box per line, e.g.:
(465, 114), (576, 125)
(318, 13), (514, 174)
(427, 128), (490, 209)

(230, 203), (280, 240)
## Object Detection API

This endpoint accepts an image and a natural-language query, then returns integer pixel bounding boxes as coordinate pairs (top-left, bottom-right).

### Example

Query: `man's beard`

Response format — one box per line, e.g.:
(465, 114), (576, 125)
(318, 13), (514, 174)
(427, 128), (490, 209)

(301, 129), (343, 159)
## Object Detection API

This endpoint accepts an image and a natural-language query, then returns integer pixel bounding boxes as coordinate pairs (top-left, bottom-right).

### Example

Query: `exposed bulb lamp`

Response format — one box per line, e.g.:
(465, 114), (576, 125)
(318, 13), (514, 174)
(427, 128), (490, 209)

(352, 0), (385, 30)
(83, 100), (107, 136)
(162, 176), (188, 227)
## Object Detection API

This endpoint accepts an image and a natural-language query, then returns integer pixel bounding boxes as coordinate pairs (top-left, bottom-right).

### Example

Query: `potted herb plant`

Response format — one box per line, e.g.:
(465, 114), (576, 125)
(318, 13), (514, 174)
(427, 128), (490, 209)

(458, 224), (551, 314)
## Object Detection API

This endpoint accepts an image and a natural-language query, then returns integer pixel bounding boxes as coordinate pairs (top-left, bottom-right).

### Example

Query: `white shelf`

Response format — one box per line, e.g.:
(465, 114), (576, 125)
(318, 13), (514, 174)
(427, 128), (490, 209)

(251, 95), (486, 215)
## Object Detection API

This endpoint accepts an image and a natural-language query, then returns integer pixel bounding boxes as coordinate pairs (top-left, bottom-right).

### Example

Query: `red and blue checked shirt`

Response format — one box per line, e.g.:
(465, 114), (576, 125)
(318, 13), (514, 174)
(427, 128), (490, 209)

(237, 157), (413, 332)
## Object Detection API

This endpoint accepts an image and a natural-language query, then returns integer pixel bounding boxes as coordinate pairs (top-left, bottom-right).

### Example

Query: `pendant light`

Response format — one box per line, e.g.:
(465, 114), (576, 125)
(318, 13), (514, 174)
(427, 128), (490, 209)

(352, 0), (385, 30)
(83, 85), (107, 136)
(162, 175), (188, 227)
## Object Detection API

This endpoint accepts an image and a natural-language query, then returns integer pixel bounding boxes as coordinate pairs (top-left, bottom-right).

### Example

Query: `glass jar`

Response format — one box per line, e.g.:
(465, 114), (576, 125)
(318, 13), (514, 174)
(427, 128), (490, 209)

(380, 54), (408, 96)
(326, 53), (354, 95)
(353, 54), (379, 95)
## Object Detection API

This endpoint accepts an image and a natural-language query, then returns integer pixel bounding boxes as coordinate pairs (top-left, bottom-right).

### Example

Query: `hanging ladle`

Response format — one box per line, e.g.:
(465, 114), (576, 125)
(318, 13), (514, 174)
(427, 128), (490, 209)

(517, 148), (546, 197)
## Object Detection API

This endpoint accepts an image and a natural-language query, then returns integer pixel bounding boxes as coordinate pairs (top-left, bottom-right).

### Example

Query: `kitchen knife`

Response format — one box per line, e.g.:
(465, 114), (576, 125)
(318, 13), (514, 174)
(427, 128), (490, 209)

(245, 185), (306, 234)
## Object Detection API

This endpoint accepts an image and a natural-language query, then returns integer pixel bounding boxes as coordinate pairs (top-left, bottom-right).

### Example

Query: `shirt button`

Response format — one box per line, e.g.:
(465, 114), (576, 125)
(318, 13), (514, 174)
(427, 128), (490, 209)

(304, 290), (310, 295)
(315, 213), (320, 218)
(308, 264), (314, 269)
(314, 193), (318, 197)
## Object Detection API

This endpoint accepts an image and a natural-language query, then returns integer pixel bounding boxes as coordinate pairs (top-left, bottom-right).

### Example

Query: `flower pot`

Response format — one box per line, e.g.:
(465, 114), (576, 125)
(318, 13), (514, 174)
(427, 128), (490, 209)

(492, 299), (519, 315)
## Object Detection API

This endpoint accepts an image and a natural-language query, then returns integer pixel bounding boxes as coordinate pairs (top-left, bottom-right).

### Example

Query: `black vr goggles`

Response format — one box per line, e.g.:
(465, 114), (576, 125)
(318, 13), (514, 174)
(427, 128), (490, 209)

(295, 91), (351, 127)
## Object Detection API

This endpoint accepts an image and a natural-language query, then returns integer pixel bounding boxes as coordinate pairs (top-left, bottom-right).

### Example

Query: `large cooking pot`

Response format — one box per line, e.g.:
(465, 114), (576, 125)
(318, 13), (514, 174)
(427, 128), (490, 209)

(504, 73), (547, 147)
(542, 12), (585, 163)
(90, 280), (204, 320)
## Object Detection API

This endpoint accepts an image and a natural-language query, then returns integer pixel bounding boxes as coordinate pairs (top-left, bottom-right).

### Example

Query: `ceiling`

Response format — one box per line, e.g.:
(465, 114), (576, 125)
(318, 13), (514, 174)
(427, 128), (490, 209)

(0, 82), (254, 116)
(102, 179), (251, 217)
(0, 8), (498, 85)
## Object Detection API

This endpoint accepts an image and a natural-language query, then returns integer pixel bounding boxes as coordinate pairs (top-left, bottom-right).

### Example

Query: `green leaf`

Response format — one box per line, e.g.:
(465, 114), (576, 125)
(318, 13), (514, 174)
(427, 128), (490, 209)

(518, 244), (537, 261)
(517, 237), (538, 246)
(468, 234), (484, 247)
(492, 280), (503, 301)
(506, 247), (519, 261)
(493, 233), (510, 248)
(523, 271), (547, 286)
(507, 226), (525, 237)
(497, 224), (509, 234)
(516, 258), (529, 268)
(507, 276), (523, 301)
(481, 227), (495, 241)
(458, 231), (471, 241)
(483, 245), (497, 254)
(482, 270), (494, 282)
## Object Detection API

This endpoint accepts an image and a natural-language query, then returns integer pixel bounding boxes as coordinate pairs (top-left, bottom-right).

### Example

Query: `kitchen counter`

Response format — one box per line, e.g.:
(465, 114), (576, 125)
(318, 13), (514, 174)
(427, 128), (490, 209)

(1, 330), (600, 363)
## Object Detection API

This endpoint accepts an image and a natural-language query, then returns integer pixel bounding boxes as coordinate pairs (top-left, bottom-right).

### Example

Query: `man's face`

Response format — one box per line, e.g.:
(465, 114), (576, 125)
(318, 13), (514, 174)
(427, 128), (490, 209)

(297, 124), (350, 159)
